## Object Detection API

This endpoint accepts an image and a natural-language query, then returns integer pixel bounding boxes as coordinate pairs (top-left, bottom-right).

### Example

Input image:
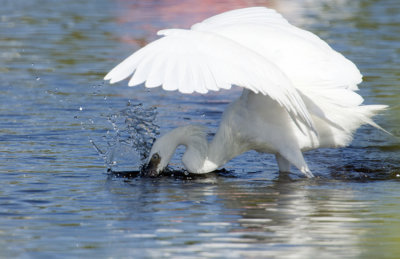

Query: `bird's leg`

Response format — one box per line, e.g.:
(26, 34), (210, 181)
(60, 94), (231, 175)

(276, 152), (314, 178)
(276, 153), (291, 172)
(300, 165), (314, 178)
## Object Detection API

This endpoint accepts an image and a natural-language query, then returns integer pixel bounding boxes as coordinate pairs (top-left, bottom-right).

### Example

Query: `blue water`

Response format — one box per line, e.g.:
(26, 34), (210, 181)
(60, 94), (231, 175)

(1, 0), (400, 258)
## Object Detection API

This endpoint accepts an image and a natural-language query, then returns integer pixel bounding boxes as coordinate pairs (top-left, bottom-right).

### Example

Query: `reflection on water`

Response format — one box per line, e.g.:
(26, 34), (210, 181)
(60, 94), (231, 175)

(102, 175), (400, 258)
(1, 0), (400, 258)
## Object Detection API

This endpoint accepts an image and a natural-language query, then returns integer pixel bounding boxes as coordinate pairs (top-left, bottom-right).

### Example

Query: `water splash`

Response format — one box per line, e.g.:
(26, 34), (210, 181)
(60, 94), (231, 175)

(91, 102), (159, 171)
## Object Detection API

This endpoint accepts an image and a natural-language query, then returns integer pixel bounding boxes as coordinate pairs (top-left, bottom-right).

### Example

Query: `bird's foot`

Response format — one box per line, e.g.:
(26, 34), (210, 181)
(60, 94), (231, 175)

(301, 166), (314, 178)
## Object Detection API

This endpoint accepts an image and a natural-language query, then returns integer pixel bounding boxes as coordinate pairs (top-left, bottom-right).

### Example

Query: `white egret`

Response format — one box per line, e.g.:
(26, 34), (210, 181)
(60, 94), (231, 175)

(105, 7), (387, 178)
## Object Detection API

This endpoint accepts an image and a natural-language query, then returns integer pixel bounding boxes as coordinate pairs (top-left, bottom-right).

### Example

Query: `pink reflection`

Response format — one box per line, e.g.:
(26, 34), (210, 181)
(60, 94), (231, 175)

(115, 0), (273, 26)
(114, 0), (275, 44)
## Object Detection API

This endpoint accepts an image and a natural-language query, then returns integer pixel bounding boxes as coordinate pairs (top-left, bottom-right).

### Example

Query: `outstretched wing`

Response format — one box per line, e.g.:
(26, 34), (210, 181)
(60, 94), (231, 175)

(104, 28), (314, 130)
(191, 7), (362, 91)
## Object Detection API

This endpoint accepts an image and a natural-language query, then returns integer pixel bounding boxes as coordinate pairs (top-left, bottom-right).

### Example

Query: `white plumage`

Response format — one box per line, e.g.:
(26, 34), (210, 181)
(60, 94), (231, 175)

(105, 7), (387, 177)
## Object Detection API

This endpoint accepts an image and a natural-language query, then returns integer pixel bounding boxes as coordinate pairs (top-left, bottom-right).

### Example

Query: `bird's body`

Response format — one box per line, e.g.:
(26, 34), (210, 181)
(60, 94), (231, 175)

(105, 7), (387, 177)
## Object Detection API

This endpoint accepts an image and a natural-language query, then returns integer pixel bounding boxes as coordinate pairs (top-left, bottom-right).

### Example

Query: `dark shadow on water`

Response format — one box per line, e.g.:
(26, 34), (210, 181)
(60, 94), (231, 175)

(329, 163), (400, 182)
(108, 164), (400, 183)
(107, 167), (235, 181)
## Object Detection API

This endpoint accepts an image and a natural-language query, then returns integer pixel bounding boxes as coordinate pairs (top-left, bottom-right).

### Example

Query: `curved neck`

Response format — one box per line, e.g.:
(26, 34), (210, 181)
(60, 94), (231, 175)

(156, 123), (247, 174)
(156, 125), (213, 173)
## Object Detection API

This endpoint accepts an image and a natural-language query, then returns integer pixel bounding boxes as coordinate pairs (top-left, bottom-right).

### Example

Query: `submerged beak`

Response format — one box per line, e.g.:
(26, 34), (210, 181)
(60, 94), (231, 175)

(141, 153), (161, 177)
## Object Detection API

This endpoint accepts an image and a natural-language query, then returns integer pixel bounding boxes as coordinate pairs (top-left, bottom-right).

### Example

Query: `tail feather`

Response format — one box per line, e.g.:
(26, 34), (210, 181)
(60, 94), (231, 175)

(301, 88), (389, 148)
(356, 104), (390, 134)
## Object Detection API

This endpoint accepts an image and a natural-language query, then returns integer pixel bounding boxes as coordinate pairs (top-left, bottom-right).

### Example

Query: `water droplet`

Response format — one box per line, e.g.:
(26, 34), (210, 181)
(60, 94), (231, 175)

(79, 107), (83, 111)
(91, 103), (159, 171)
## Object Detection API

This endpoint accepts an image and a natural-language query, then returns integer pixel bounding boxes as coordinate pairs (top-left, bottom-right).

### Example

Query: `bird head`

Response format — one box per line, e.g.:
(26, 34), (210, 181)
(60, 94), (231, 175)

(141, 152), (162, 177)
(141, 137), (174, 177)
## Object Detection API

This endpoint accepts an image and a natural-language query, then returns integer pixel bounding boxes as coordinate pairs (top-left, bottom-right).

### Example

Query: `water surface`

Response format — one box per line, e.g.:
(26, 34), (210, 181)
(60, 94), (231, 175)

(1, 0), (400, 258)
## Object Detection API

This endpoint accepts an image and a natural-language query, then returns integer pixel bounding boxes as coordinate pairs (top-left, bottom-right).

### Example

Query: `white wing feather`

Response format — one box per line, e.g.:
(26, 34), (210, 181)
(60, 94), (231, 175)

(105, 28), (314, 129)
(191, 7), (362, 91)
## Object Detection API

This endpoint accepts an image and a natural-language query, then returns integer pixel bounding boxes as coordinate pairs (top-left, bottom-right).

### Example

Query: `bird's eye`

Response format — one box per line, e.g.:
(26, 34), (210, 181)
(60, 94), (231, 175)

(152, 153), (160, 160)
